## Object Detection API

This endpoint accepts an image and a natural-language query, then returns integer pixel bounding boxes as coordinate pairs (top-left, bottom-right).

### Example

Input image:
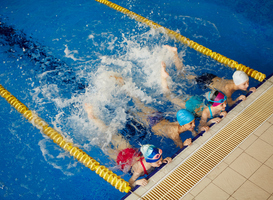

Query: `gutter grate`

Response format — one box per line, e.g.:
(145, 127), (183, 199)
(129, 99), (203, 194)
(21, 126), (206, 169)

(142, 86), (273, 200)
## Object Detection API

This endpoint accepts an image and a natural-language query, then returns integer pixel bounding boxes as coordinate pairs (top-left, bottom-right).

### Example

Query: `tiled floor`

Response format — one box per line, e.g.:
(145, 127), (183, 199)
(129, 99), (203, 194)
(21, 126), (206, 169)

(183, 114), (273, 200)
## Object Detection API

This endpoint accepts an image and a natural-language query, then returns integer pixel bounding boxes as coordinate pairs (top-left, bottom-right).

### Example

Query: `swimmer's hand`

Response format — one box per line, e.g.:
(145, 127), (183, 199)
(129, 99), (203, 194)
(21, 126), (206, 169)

(210, 117), (222, 124)
(249, 87), (256, 93)
(136, 178), (148, 186)
(163, 157), (172, 164)
(236, 95), (246, 102)
(183, 138), (192, 146)
(220, 111), (227, 118)
(200, 126), (209, 132)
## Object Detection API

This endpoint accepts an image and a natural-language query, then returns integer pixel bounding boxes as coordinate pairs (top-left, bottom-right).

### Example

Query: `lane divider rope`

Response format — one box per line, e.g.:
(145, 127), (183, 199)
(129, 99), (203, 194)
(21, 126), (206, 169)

(0, 84), (131, 193)
(94, 0), (266, 82)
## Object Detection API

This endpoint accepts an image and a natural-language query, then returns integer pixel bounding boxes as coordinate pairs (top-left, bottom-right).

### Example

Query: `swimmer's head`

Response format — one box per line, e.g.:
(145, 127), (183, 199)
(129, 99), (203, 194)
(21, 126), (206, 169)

(140, 144), (162, 163)
(176, 109), (195, 126)
(233, 71), (249, 86)
(206, 90), (227, 107)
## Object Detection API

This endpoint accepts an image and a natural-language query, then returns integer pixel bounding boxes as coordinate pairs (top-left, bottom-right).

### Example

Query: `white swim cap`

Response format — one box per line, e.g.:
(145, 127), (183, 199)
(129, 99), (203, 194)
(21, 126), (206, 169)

(232, 71), (249, 85)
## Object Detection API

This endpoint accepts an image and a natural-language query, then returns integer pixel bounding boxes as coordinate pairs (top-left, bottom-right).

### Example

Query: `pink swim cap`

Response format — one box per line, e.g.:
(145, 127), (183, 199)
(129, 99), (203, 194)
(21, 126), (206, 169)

(207, 91), (227, 107)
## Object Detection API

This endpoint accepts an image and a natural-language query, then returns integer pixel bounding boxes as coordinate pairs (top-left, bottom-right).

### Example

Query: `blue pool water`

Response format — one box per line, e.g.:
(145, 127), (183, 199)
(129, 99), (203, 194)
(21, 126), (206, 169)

(0, 0), (272, 199)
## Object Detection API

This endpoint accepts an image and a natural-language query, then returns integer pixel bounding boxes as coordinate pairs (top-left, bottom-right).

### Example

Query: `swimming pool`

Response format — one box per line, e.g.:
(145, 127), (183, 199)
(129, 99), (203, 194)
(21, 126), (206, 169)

(0, 0), (272, 199)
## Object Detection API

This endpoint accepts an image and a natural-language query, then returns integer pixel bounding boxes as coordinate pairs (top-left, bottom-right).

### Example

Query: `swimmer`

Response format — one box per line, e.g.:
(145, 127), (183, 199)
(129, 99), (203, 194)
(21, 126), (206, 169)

(111, 75), (193, 148)
(198, 90), (228, 132)
(194, 70), (256, 106)
(121, 144), (172, 188)
(164, 45), (256, 106)
(176, 109), (209, 137)
(84, 104), (172, 187)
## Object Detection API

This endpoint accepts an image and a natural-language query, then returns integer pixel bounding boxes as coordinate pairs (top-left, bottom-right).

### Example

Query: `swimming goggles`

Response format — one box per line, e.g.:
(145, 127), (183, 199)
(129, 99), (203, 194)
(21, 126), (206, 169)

(208, 91), (227, 103)
(145, 148), (162, 163)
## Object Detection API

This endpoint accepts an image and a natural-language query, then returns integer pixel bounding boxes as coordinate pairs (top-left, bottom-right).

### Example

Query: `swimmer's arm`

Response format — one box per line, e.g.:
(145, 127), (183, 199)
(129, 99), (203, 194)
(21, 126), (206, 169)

(173, 137), (184, 148)
(172, 136), (191, 148)
(165, 95), (186, 109)
(198, 110), (209, 132)
(229, 95), (247, 106)
(129, 171), (147, 187)
(227, 96), (236, 106)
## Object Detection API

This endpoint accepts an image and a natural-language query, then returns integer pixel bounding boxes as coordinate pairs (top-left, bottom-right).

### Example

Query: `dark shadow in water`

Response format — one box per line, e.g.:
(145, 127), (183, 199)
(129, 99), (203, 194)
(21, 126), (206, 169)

(204, 0), (273, 26)
(0, 19), (87, 97)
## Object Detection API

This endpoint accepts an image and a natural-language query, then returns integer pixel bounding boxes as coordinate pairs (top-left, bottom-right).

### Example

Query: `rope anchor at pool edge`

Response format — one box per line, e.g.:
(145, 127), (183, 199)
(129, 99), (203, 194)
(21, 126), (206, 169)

(94, 0), (266, 82)
(0, 84), (131, 193)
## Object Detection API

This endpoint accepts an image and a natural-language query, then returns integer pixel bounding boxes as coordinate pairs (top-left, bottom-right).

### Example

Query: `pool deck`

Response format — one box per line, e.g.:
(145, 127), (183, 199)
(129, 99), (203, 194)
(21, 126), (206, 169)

(124, 75), (273, 200)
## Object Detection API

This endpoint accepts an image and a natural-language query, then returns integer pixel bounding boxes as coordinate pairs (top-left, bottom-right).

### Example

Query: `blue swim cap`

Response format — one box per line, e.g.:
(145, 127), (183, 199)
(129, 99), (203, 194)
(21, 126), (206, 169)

(140, 144), (162, 163)
(176, 109), (195, 126)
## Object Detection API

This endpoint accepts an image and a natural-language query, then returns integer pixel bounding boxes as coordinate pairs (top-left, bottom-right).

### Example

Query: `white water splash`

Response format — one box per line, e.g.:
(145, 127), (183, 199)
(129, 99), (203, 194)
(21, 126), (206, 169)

(64, 44), (84, 61)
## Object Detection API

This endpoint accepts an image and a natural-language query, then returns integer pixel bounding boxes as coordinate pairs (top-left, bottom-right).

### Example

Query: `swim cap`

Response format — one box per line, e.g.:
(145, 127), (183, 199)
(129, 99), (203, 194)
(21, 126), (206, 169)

(206, 90), (227, 107)
(176, 109), (195, 126)
(232, 70), (249, 85)
(140, 144), (162, 163)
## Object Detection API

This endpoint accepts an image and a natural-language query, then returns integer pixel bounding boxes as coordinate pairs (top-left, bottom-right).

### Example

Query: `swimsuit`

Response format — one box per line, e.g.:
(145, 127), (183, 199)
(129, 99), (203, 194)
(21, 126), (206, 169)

(208, 105), (213, 119)
(195, 73), (217, 89)
(147, 112), (164, 128)
(139, 157), (148, 175)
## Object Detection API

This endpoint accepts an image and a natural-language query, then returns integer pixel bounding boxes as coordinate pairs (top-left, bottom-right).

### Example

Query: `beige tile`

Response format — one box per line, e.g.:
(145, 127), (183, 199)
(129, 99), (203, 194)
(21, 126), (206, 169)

(212, 167), (246, 195)
(207, 122), (225, 136)
(259, 124), (273, 145)
(162, 156), (183, 174)
(229, 153), (262, 178)
(224, 147), (244, 165)
(267, 75), (273, 84)
(245, 138), (273, 163)
(268, 195), (273, 200)
(253, 121), (272, 137)
(239, 134), (258, 150)
(146, 171), (166, 185)
(226, 106), (242, 119)
(249, 165), (273, 194)
(141, 176), (157, 191)
(133, 186), (148, 197)
(195, 183), (229, 200)
(217, 115), (233, 128)
(268, 115), (273, 124)
(242, 91), (258, 106)
(265, 155), (273, 170)
(232, 180), (270, 200)
(255, 81), (273, 96)
(193, 134), (211, 146)
(207, 162), (228, 180)
(179, 145), (199, 160)
(181, 192), (194, 200)
(190, 177), (211, 196)
(124, 192), (141, 200)
(227, 197), (236, 200)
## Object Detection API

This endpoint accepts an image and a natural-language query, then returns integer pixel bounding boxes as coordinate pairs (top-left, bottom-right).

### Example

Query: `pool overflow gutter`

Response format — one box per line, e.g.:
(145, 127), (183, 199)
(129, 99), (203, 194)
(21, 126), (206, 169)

(95, 0), (266, 82)
(0, 84), (131, 193)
